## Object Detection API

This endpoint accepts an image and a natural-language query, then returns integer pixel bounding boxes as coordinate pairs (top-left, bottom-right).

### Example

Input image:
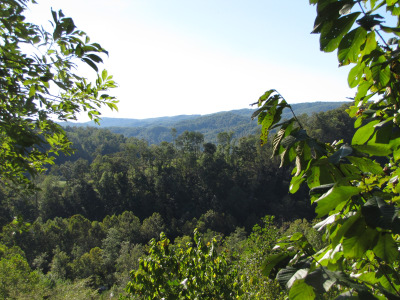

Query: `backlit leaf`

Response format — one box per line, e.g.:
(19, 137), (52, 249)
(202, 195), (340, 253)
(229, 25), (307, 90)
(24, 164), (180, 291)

(320, 12), (361, 52)
(352, 120), (380, 144)
(289, 279), (316, 300)
(315, 185), (361, 217)
(338, 27), (367, 65)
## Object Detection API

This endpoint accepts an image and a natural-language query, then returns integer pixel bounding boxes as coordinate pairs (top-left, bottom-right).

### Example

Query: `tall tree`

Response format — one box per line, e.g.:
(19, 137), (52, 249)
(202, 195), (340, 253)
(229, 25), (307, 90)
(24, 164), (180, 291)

(0, 0), (117, 187)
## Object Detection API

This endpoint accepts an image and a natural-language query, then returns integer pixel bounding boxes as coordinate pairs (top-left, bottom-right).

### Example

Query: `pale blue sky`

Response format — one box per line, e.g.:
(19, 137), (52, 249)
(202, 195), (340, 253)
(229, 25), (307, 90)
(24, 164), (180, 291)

(27, 1), (354, 119)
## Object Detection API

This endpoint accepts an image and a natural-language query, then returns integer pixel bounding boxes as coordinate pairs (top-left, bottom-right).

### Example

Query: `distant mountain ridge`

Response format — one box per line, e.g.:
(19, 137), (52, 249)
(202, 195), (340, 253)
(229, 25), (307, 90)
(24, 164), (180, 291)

(60, 102), (350, 144)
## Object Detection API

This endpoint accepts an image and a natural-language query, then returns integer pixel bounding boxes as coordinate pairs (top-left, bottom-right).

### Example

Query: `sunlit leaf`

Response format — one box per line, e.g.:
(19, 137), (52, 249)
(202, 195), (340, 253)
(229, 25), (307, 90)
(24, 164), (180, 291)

(315, 185), (361, 217)
(338, 27), (367, 65)
(352, 120), (380, 144)
(289, 279), (315, 300)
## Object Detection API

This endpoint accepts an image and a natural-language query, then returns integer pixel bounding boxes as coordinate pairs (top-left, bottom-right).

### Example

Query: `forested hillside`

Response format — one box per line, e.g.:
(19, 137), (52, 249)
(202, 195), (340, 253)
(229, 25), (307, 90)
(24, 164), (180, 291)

(0, 105), (354, 298)
(60, 102), (349, 144)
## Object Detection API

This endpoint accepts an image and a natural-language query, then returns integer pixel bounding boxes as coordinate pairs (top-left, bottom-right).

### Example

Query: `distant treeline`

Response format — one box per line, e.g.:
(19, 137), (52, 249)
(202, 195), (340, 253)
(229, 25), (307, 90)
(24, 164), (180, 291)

(60, 102), (350, 144)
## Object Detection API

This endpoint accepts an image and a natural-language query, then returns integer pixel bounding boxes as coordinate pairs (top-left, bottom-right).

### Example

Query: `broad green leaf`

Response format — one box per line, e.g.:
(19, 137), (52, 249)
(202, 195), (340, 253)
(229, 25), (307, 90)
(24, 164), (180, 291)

(276, 266), (298, 287)
(315, 185), (361, 217)
(281, 135), (297, 149)
(371, 120), (393, 144)
(81, 57), (99, 71)
(287, 269), (309, 289)
(338, 27), (367, 65)
(358, 271), (379, 285)
(346, 156), (383, 174)
(348, 63), (364, 88)
(86, 53), (103, 63)
(305, 268), (336, 293)
(328, 144), (353, 164)
(257, 89), (276, 105)
(259, 102), (277, 145)
(307, 166), (321, 189)
(320, 12), (361, 52)
(331, 212), (361, 246)
(309, 183), (335, 196)
(352, 143), (391, 156)
(289, 279), (316, 300)
(272, 128), (287, 156)
(290, 173), (306, 194)
(352, 120), (379, 144)
(101, 69), (108, 81)
(357, 14), (384, 31)
(29, 85), (36, 98)
(362, 31), (377, 56)
(380, 25), (400, 36)
(371, 61), (391, 87)
(262, 252), (295, 277)
(342, 218), (378, 258)
(362, 196), (400, 233)
(373, 233), (399, 263)
(354, 80), (372, 106)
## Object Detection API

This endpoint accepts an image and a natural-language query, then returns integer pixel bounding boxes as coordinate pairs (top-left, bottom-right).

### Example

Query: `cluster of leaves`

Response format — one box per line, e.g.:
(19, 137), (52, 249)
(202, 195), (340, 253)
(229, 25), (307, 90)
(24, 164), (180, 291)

(0, 0), (117, 187)
(126, 230), (240, 299)
(255, 0), (400, 298)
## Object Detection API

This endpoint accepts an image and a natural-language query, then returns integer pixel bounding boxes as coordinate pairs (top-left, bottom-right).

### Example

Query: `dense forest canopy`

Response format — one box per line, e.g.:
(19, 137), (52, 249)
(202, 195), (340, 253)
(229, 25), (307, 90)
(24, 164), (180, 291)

(0, 105), (354, 298)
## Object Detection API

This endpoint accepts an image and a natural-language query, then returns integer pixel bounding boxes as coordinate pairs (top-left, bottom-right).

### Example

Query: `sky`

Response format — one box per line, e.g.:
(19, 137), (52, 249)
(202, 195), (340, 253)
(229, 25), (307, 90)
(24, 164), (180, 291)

(26, 0), (355, 120)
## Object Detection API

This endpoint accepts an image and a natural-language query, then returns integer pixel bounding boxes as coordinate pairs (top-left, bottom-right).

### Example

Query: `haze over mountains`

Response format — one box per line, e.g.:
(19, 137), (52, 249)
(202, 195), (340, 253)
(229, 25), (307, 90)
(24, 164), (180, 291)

(61, 102), (350, 144)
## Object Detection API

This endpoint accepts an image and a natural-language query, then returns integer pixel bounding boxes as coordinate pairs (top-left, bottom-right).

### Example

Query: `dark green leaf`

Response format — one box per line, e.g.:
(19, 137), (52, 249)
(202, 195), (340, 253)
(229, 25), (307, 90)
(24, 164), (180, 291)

(309, 183), (335, 196)
(305, 268), (336, 293)
(373, 233), (399, 263)
(86, 54), (103, 63)
(328, 144), (353, 164)
(362, 197), (400, 234)
(357, 14), (384, 31)
(262, 252), (295, 278)
(81, 57), (99, 72)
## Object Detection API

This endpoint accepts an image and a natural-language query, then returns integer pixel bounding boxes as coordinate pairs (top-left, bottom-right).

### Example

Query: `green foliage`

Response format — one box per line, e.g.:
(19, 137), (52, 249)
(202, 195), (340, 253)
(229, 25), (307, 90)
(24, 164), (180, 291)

(0, 0), (117, 186)
(126, 230), (240, 299)
(256, 0), (400, 298)
(0, 243), (50, 299)
(234, 216), (285, 300)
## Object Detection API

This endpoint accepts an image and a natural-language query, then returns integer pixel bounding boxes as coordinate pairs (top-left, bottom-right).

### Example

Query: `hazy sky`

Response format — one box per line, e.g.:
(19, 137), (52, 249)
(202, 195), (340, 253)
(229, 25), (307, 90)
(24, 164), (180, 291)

(26, 0), (354, 120)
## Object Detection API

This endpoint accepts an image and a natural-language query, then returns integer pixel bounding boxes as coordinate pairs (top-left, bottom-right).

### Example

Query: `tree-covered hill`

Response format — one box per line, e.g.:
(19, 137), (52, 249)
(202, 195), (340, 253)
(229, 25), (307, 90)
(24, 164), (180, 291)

(60, 102), (349, 144)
